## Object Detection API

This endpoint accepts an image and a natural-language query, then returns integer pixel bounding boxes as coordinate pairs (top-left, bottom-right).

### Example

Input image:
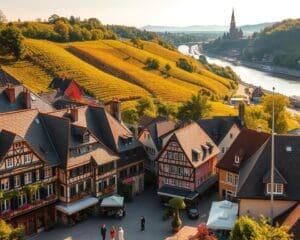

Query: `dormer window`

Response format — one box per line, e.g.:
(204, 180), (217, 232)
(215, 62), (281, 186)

(192, 149), (200, 161)
(15, 142), (22, 149)
(234, 155), (240, 164)
(266, 183), (284, 195)
(83, 132), (90, 143)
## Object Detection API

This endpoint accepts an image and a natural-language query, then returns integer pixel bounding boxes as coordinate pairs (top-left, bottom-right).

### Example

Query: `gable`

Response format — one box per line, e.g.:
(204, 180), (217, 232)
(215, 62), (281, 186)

(0, 140), (45, 172)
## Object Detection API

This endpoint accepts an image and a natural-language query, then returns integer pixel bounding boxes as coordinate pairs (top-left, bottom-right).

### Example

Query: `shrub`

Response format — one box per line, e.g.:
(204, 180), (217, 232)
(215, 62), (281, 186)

(176, 58), (194, 72)
(145, 57), (160, 70)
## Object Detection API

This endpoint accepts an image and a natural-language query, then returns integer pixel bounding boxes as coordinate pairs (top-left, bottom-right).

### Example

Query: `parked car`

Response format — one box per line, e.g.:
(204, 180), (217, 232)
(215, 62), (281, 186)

(187, 207), (200, 219)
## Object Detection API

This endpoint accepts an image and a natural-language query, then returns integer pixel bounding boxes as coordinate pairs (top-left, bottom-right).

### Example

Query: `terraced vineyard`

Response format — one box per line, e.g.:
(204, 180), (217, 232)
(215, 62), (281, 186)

(0, 38), (239, 116)
(23, 39), (150, 102)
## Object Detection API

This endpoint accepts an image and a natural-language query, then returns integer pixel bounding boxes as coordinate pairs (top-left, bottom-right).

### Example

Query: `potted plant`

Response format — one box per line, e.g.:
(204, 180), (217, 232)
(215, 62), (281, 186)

(169, 197), (186, 232)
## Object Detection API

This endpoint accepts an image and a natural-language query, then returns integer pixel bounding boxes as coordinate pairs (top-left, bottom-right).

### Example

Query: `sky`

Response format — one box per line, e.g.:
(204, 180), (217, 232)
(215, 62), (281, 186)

(1, 0), (299, 27)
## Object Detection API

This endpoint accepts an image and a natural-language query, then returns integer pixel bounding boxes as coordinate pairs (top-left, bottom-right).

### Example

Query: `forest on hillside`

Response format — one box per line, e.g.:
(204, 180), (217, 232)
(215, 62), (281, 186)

(204, 19), (300, 69)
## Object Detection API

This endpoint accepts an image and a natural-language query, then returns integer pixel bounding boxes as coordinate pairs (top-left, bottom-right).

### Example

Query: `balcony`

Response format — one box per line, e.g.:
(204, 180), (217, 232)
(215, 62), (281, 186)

(70, 191), (91, 202)
(0, 194), (58, 220)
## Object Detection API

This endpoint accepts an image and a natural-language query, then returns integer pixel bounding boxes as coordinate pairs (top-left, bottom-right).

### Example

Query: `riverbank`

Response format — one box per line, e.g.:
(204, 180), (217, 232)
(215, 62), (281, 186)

(195, 46), (300, 79)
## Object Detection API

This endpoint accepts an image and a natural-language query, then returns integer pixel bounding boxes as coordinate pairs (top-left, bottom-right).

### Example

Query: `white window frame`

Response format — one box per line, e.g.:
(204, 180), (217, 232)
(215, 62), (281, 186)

(24, 154), (31, 164)
(234, 175), (239, 186)
(6, 158), (13, 168)
(186, 182), (190, 188)
(24, 172), (32, 185)
(227, 172), (233, 184)
(32, 190), (40, 201)
(0, 199), (10, 212)
(267, 183), (283, 195)
(47, 184), (54, 196)
(14, 175), (20, 188)
(0, 178), (9, 191)
(36, 170), (40, 181)
(18, 194), (27, 206)
(44, 167), (52, 178)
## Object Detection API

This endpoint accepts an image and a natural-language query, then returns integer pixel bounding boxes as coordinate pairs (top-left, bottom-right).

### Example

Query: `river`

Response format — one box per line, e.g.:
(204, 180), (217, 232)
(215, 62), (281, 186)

(178, 45), (300, 97)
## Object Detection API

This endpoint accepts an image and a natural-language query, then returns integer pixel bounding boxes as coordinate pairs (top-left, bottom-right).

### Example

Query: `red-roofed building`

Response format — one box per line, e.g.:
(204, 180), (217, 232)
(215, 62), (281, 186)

(216, 128), (270, 200)
(157, 122), (219, 202)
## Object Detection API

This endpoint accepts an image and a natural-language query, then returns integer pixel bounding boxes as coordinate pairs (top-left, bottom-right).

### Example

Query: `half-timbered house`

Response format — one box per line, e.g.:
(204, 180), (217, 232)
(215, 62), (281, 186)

(0, 110), (60, 235)
(157, 121), (219, 203)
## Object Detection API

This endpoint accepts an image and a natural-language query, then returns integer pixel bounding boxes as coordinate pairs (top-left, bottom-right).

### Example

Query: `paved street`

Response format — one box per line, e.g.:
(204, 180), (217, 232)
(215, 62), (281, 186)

(31, 189), (217, 240)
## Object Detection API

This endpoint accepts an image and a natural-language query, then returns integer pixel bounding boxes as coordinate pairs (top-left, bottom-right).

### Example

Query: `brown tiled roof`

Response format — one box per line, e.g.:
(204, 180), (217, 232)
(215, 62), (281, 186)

(275, 203), (300, 239)
(217, 128), (270, 173)
(138, 115), (168, 129)
(167, 121), (219, 168)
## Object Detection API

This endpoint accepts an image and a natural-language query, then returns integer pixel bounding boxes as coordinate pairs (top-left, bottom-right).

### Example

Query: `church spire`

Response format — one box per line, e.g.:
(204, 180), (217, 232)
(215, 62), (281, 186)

(230, 8), (236, 32)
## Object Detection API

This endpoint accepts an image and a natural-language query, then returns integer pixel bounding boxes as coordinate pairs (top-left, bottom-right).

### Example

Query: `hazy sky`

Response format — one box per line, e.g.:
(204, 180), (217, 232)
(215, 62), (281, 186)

(1, 0), (299, 27)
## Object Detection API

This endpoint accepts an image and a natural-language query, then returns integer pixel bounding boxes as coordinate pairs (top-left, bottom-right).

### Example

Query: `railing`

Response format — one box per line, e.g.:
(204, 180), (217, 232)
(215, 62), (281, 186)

(69, 191), (91, 202)
(0, 194), (58, 220)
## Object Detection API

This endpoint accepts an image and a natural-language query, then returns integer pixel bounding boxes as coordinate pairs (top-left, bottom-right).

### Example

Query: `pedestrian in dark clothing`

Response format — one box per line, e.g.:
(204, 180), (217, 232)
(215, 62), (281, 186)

(101, 224), (107, 240)
(140, 216), (145, 231)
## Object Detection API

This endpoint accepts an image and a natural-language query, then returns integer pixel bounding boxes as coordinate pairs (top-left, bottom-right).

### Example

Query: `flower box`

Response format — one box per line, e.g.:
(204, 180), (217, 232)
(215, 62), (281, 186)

(34, 199), (44, 205)
(0, 209), (13, 218)
(17, 203), (30, 211)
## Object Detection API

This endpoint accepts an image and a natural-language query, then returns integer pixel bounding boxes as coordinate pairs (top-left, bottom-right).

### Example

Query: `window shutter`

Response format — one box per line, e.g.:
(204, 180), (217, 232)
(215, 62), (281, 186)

(32, 171), (36, 183)
(9, 176), (14, 190)
(52, 167), (56, 177)
(40, 169), (44, 180)
(20, 174), (25, 186)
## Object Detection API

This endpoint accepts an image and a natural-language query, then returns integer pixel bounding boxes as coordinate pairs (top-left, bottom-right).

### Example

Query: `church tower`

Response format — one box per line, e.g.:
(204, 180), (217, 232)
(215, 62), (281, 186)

(230, 9), (237, 35)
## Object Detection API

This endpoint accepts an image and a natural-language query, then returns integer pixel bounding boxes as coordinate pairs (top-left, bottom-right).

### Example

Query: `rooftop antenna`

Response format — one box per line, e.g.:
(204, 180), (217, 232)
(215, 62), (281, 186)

(270, 87), (275, 224)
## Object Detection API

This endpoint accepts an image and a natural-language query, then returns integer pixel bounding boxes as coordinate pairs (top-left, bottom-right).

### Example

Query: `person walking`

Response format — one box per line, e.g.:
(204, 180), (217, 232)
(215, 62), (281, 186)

(101, 224), (107, 240)
(118, 226), (124, 240)
(110, 226), (116, 240)
(140, 216), (145, 231)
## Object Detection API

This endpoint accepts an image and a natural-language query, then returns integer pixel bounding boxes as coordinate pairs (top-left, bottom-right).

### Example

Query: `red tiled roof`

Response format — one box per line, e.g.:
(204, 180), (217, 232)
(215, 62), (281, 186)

(217, 128), (270, 173)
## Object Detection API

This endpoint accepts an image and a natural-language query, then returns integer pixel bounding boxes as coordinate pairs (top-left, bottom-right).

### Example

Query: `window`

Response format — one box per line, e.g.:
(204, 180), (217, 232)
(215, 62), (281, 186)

(24, 172), (32, 184)
(192, 150), (199, 161)
(15, 142), (22, 149)
(178, 167), (183, 176)
(178, 153), (184, 161)
(6, 158), (13, 168)
(70, 185), (76, 197)
(14, 175), (20, 188)
(167, 151), (173, 160)
(221, 147), (226, 154)
(227, 173), (233, 184)
(234, 155), (240, 164)
(78, 146), (89, 154)
(16, 157), (21, 166)
(173, 152), (179, 160)
(24, 154), (31, 164)
(36, 170), (40, 181)
(47, 184), (53, 196)
(109, 176), (116, 186)
(178, 180), (182, 187)
(230, 133), (233, 139)
(184, 168), (190, 177)
(18, 194), (27, 206)
(0, 199), (10, 212)
(186, 182), (190, 188)
(79, 182), (84, 192)
(225, 190), (234, 199)
(44, 167), (52, 178)
(60, 185), (65, 197)
(234, 175), (239, 186)
(166, 178), (175, 186)
(170, 165), (176, 174)
(98, 162), (115, 175)
(0, 178), (9, 191)
(267, 183), (284, 194)
(32, 190), (40, 201)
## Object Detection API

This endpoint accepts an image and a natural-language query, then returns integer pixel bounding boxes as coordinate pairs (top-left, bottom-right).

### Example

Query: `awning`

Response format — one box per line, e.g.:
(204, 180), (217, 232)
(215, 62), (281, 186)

(157, 185), (199, 200)
(206, 200), (238, 230)
(100, 195), (124, 207)
(196, 175), (218, 195)
(56, 196), (98, 215)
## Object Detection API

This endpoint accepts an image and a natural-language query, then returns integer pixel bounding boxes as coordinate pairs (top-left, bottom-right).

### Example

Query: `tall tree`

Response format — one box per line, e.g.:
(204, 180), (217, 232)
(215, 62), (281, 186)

(0, 10), (7, 23)
(0, 219), (25, 240)
(136, 97), (155, 117)
(48, 14), (60, 24)
(262, 94), (289, 133)
(54, 20), (70, 42)
(0, 26), (24, 59)
(177, 92), (211, 121)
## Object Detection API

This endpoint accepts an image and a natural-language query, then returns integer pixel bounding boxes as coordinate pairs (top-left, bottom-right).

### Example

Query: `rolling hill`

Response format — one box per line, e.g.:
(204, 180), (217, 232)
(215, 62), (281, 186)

(1, 38), (238, 116)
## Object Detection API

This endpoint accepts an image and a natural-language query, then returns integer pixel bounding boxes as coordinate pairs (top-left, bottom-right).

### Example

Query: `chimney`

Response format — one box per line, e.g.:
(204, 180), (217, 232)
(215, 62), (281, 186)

(23, 89), (31, 109)
(70, 106), (78, 122)
(6, 84), (16, 103)
(110, 98), (121, 122)
(238, 103), (245, 127)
